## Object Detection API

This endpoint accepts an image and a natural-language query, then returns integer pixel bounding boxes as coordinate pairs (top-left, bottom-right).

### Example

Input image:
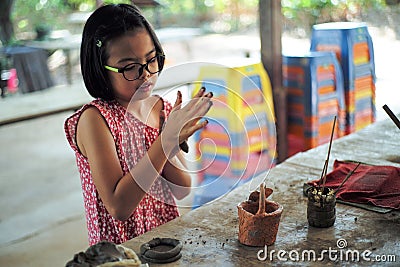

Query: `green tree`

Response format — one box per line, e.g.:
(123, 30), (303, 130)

(13, 0), (72, 34)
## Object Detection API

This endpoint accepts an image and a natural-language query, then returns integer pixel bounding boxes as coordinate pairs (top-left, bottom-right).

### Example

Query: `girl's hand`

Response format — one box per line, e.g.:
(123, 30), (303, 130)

(173, 91), (189, 153)
(161, 87), (213, 155)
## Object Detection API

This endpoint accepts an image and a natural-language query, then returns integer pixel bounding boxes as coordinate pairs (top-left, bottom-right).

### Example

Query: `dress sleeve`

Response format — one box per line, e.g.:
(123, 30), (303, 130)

(64, 112), (80, 154)
(64, 99), (116, 156)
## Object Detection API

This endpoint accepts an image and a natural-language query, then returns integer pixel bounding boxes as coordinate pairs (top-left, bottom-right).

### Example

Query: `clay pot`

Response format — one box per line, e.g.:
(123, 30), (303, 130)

(237, 185), (283, 246)
(306, 186), (336, 228)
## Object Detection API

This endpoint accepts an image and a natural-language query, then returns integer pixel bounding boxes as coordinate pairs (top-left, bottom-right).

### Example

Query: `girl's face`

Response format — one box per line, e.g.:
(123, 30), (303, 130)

(105, 29), (158, 105)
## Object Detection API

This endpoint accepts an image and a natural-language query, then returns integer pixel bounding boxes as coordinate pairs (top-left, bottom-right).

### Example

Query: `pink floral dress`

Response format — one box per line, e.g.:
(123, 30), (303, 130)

(64, 98), (179, 245)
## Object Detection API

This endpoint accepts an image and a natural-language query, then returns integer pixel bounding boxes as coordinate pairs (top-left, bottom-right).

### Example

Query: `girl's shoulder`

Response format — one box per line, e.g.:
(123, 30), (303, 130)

(64, 99), (122, 150)
(85, 99), (119, 113)
(74, 99), (122, 120)
(65, 100), (108, 125)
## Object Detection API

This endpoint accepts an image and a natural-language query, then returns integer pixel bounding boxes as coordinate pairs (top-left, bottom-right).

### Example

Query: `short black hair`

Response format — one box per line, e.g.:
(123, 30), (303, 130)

(80, 4), (164, 100)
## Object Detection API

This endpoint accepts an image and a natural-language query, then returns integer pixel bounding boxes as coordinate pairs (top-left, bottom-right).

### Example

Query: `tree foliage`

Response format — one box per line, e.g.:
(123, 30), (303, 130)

(281, 0), (388, 35)
(13, 0), (72, 32)
(1, 0), (396, 45)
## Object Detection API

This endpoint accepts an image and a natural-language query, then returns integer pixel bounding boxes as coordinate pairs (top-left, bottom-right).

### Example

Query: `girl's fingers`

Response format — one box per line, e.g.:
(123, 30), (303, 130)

(172, 88), (212, 139)
(179, 118), (208, 141)
(204, 92), (213, 98)
(186, 102), (211, 127)
(193, 97), (213, 117)
(186, 116), (203, 127)
(194, 87), (206, 98)
(185, 87), (206, 109)
(186, 93), (213, 117)
(173, 90), (182, 110)
(188, 119), (209, 134)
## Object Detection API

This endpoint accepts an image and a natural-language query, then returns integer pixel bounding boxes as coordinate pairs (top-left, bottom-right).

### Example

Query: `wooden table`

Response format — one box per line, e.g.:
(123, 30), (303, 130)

(26, 34), (81, 85)
(124, 117), (400, 266)
(1, 46), (54, 93)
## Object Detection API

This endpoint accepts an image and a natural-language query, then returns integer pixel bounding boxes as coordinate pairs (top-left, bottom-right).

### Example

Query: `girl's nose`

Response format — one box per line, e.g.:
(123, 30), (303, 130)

(138, 66), (151, 80)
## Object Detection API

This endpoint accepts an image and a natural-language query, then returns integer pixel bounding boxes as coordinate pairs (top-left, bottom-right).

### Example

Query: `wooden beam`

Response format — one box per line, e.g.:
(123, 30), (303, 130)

(259, 0), (287, 162)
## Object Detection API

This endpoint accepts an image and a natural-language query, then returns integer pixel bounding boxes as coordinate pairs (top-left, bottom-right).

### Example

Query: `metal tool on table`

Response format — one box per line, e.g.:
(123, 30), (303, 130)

(382, 104), (400, 130)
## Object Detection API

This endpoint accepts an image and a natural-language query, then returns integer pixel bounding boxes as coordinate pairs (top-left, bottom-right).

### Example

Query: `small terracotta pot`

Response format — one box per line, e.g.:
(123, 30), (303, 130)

(237, 185), (283, 246)
(306, 186), (336, 228)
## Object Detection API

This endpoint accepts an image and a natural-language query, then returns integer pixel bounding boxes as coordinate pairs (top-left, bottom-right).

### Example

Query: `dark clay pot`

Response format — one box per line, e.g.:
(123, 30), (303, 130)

(307, 186), (336, 228)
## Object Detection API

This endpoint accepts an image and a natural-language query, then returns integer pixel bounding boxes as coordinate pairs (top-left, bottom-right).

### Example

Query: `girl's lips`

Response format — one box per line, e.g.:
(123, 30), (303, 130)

(138, 82), (152, 92)
(136, 75), (158, 93)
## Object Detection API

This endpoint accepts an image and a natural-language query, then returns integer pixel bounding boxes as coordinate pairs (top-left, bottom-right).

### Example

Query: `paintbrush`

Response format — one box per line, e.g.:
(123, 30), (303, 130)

(334, 162), (361, 195)
(382, 104), (400, 130)
(319, 116), (337, 191)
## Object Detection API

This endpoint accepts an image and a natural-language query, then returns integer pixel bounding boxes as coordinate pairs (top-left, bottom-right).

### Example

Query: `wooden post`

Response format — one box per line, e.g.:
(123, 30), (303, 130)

(0, 0), (15, 45)
(259, 0), (287, 162)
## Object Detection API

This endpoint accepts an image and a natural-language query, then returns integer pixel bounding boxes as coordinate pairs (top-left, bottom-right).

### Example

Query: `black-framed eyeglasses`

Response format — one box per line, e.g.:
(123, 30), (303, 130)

(104, 54), (165, 81)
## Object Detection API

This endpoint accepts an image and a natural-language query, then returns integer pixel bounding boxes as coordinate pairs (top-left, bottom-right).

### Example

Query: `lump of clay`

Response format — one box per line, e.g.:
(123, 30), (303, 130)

(140, 238), (182, 264)
(66, 240), (141, 267)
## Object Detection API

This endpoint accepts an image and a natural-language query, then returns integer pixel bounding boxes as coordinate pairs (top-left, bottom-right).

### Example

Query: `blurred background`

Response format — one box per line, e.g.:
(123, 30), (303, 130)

(2, 0), (400, 41)
(1, 0), (400, 86)
(0, 1), (399, 266)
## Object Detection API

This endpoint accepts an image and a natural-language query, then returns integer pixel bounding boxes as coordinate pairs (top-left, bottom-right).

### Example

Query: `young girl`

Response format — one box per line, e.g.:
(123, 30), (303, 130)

(64, 3), (213, 245)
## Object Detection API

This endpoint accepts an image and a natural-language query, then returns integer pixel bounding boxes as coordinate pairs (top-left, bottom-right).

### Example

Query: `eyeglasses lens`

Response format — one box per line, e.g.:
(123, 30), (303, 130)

(123, 55), (163, 81)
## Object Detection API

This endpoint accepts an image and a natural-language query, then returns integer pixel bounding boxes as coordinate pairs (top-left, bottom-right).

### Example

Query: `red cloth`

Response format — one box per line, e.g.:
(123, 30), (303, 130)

(308, 160), (400, 210)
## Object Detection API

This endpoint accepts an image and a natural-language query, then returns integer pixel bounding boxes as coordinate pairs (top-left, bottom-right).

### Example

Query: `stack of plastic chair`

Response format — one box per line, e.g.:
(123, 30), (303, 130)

(310, 22), (376, 134)
(191, 60), (276, 208)
(283, 51), (346, 157)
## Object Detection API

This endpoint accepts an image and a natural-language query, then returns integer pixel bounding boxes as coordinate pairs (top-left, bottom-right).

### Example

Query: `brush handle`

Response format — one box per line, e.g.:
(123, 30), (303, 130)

(334, 162), (361, 195)
(257, 183), (266, 215)
(383, 104), (400, 130)
(179, 141), (189, 153)
(321, 116), (336, 190)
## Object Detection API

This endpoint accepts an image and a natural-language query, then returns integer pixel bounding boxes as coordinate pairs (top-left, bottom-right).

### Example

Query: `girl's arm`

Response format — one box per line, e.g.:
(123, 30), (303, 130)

(77, 106), (171, 221)
(77, 89), (212, 222)
(162, 152), (192, 200)
(159, 89), (206, 200)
